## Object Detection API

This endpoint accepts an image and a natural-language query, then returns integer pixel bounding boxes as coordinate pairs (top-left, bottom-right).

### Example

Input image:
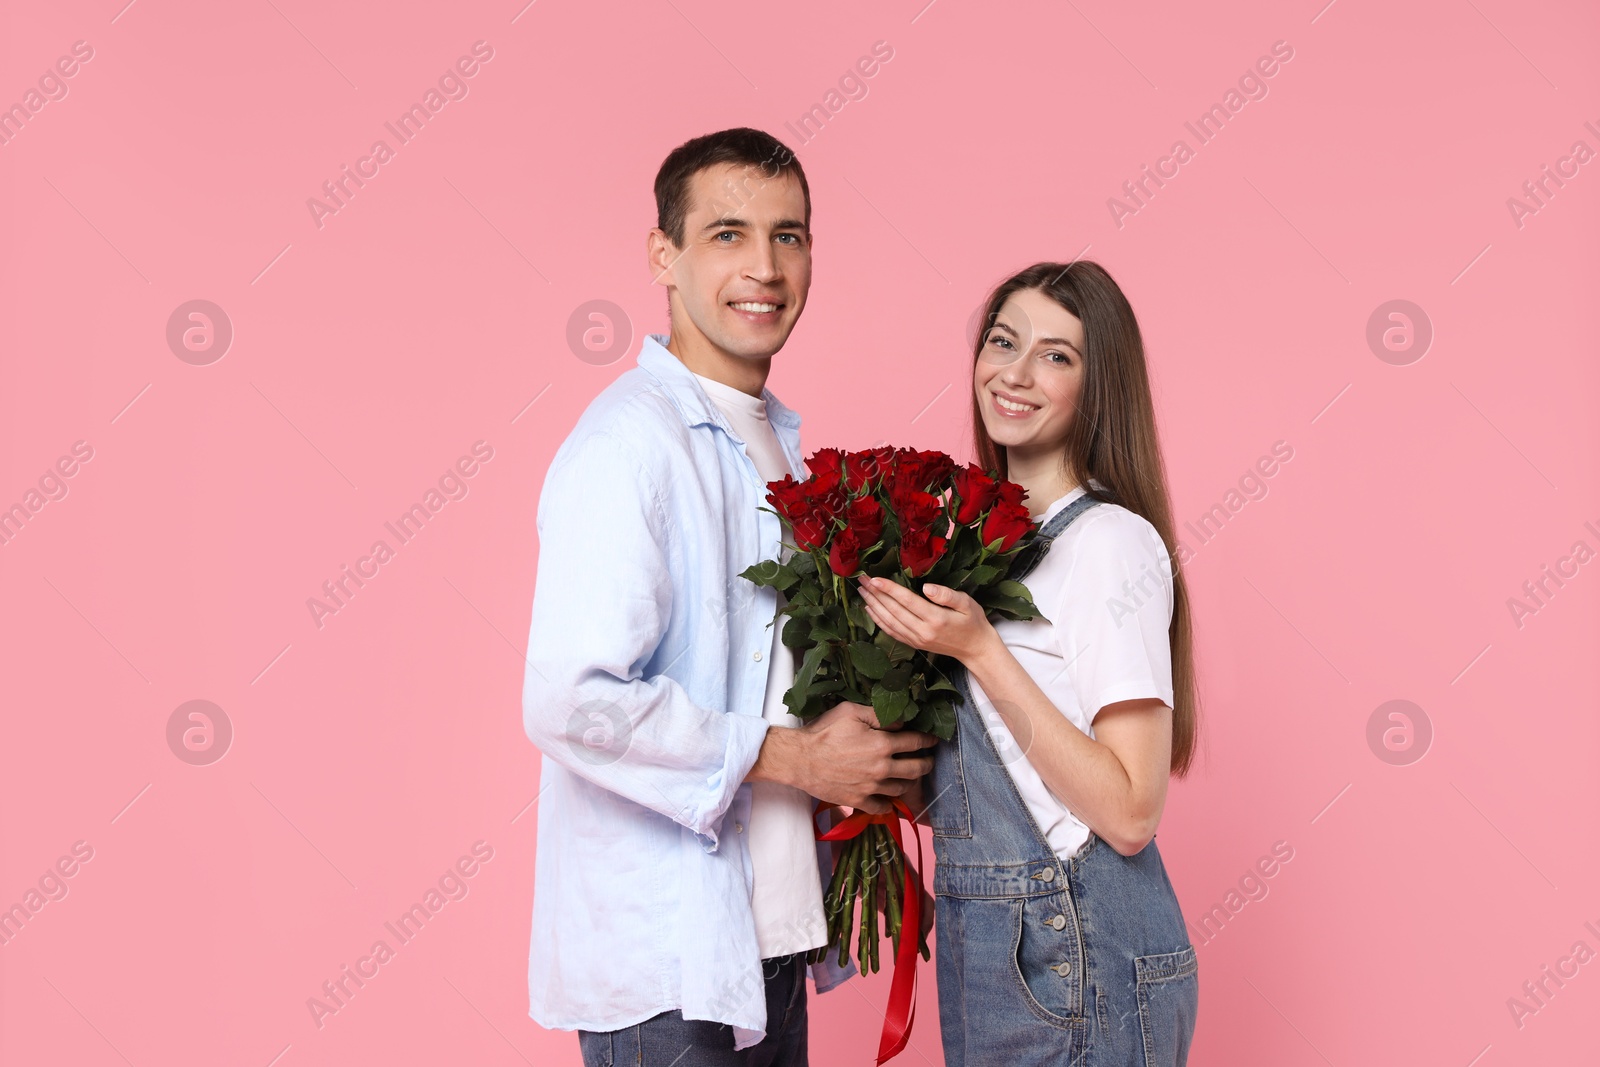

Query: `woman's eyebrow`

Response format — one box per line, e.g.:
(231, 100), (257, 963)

(991, 321), (1081, 353)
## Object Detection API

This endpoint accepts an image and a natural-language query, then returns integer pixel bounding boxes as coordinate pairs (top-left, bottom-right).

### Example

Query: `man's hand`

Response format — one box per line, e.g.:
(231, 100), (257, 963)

(749, 701), (936, 814)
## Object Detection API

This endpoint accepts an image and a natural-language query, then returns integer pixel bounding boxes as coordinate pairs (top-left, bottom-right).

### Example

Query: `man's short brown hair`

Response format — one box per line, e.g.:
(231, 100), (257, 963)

(654, 127), (810, 247)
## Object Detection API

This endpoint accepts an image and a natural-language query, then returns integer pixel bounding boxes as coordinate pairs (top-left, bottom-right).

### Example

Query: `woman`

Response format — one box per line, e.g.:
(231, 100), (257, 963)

(857, 261), (1200, 1066)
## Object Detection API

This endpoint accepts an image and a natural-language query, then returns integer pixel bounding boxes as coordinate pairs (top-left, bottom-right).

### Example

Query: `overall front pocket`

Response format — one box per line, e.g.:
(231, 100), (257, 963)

(1011, 890), (1085, 1030)
(1134, 944), (1198, 1067)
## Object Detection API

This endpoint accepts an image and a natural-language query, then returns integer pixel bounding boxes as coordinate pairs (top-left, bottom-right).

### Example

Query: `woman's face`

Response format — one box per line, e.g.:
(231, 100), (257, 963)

(972, 287), (1085, 453)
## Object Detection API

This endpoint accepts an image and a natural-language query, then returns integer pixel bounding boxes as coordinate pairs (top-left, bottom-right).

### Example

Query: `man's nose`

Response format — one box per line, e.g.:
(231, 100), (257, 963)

(744, 239), (781, 283)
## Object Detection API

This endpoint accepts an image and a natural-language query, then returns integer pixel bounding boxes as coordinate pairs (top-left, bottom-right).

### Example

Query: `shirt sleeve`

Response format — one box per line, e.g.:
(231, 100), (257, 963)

(522, 429), (770, 852)
(1055, 507), (1176, 723)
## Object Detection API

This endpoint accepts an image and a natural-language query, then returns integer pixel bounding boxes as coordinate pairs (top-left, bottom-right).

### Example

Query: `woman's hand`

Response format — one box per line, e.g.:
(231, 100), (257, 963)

(856, 576), (999, 665)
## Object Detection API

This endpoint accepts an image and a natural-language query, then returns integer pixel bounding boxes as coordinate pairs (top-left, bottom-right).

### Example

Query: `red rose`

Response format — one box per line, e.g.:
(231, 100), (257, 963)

(846, 495), (883, 547)
(900, 528), (948, 577)
(765, 474), (809, 522)
(829, 526), (864, 576)
(805, 448), (845, 479)
(792, 513), (828, 551)
(996, 480), (1027, 509)
(806, 468), (848, 521)
(918, 450), (958, 488)
(890, 487), (944, 535)
(981, 501), (1033, 552)
(952, 464), (999, 525)
(844, 447), (895, 493)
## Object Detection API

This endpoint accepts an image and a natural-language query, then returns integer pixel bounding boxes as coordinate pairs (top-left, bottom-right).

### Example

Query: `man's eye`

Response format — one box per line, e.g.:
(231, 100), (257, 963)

(716, 231), (738, 242)
(776, 233), (799, 244)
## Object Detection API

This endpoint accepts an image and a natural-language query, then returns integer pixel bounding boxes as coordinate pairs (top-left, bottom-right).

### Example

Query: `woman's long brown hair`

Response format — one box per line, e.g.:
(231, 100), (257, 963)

(969, 260), (1198, 777)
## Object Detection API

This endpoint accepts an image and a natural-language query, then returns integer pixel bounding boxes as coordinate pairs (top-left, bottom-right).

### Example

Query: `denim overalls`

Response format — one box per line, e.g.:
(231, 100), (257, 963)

(926, 493), (1199, 1067)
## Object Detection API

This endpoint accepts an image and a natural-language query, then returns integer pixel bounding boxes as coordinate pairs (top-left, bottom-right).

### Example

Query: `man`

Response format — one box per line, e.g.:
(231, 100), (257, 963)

(522, 128), (936, 1066)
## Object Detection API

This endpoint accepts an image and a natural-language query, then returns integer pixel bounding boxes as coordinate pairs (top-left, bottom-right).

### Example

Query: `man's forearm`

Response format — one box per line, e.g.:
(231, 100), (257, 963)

(746, 724), (804, 790)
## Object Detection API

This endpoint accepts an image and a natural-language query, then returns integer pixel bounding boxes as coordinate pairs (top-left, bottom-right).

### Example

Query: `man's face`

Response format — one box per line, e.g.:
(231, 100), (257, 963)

(651, 162), (812, 361)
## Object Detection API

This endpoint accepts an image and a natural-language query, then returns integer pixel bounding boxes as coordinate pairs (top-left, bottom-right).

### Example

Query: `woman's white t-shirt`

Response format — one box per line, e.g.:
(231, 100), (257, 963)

(969, 482), (1176, 860)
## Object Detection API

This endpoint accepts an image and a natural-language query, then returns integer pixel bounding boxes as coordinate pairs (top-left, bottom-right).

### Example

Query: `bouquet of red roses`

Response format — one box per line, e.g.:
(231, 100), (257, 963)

(740, 446), (1045, 980)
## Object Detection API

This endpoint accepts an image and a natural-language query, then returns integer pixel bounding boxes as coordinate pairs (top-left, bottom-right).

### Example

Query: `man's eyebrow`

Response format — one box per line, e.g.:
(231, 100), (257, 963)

(990, 321), (1082, 352)
(699, 216), (808, 232)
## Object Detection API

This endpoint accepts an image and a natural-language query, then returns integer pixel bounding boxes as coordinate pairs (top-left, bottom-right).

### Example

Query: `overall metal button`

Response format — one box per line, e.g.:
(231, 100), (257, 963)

(1049, 914), (1068, 931)
(1039, 867), (1055, 882)
(1053, 962), (1072, 977)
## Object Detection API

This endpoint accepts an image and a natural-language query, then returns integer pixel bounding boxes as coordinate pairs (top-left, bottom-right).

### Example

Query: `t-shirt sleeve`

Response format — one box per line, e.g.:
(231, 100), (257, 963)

(1055, 507), (1176, 723)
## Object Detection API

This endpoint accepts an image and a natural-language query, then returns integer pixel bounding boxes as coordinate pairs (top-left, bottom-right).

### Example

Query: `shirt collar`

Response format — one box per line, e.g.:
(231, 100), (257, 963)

(636, 333), (802, 437)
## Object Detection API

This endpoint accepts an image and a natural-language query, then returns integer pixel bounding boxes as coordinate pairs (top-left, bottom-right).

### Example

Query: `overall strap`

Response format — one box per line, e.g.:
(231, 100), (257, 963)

(1007, 491), (1106, 585)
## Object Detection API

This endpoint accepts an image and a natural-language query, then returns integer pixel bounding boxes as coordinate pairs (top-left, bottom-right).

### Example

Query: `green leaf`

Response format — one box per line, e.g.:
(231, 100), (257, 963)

(968, 564), (1001, 585)
(874, 629), (916, 665)
(982, 595), (1044, 622)
(740, 559), (784, 586)
(770, 564), (801, 591)
(942, 527), (980, 570)
(844, 597), (874, 634)
(929, 699), (957, 741)
(925, 676), (959, 695)
(880, 664), (912, 692)
(871, 686), (911, 727)
(782, 619), (817, 650)
(812, 616), (846, 643)
(849, 640), (890, 680)
(995, 579), (1034, 601)
(793, 641), (828, 696)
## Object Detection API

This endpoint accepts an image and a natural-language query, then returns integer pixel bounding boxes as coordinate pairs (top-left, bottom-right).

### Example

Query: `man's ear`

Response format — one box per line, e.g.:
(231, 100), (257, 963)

(647, 227), (680, 285)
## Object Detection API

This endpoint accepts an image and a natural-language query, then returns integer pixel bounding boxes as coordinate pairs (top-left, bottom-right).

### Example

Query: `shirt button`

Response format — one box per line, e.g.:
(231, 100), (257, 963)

(753, 651), (763, 661)
(735, 822), (745, 833)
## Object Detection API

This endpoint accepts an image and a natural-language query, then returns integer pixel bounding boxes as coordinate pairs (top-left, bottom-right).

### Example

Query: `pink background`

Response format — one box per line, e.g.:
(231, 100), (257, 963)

(3, 0), (1597, 1063)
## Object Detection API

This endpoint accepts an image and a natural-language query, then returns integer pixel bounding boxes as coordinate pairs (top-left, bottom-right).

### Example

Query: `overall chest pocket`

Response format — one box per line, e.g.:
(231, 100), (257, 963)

(925, 718), (971, 838)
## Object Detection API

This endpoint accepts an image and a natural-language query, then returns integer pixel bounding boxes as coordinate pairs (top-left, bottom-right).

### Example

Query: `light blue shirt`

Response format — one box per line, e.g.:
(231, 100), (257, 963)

(522, 333), (853, 1045)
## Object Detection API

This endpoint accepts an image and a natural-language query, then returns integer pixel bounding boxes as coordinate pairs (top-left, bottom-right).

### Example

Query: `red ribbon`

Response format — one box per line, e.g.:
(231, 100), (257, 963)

(814, 799), (924, 1065)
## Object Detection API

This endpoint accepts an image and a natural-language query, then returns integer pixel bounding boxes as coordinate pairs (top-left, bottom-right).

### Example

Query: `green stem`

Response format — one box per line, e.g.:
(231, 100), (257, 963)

(832, 836), (861, 958)
(884, 834), (903, 954)
(831, 572), (865, 697)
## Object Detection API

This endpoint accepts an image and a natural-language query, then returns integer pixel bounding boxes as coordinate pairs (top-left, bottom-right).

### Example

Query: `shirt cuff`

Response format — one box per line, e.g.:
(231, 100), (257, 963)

(693, 712), (772, 853)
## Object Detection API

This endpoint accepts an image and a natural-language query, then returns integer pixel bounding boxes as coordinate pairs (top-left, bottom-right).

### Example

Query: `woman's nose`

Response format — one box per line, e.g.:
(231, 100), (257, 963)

(999, 357), (1033, 387)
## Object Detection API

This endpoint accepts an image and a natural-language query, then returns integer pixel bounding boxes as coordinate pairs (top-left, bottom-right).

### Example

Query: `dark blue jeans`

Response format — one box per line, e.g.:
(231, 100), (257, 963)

(576, 953), (808, 1066)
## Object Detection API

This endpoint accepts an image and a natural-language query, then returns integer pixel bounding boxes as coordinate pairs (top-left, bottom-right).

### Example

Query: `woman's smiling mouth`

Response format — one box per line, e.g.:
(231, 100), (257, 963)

(991, 390), (1041, 417)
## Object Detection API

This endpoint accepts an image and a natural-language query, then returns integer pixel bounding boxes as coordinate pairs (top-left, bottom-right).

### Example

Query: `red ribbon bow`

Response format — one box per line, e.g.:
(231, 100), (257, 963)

(814, 798), (925, 1065)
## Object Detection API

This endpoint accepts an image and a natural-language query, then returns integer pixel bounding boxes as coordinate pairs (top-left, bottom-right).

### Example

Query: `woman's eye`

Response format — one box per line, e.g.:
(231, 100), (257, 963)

(1046, 351), (1071, 364)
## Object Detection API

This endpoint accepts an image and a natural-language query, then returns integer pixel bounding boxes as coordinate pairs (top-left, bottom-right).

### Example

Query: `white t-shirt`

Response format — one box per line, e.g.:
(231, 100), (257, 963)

(692, 372), (825, 959)
(971, 482), (1176, 860)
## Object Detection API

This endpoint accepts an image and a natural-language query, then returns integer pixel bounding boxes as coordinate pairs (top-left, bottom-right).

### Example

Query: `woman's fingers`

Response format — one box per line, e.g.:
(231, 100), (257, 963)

(863, 577), (935, 624)
(860, 583), (921, 643)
